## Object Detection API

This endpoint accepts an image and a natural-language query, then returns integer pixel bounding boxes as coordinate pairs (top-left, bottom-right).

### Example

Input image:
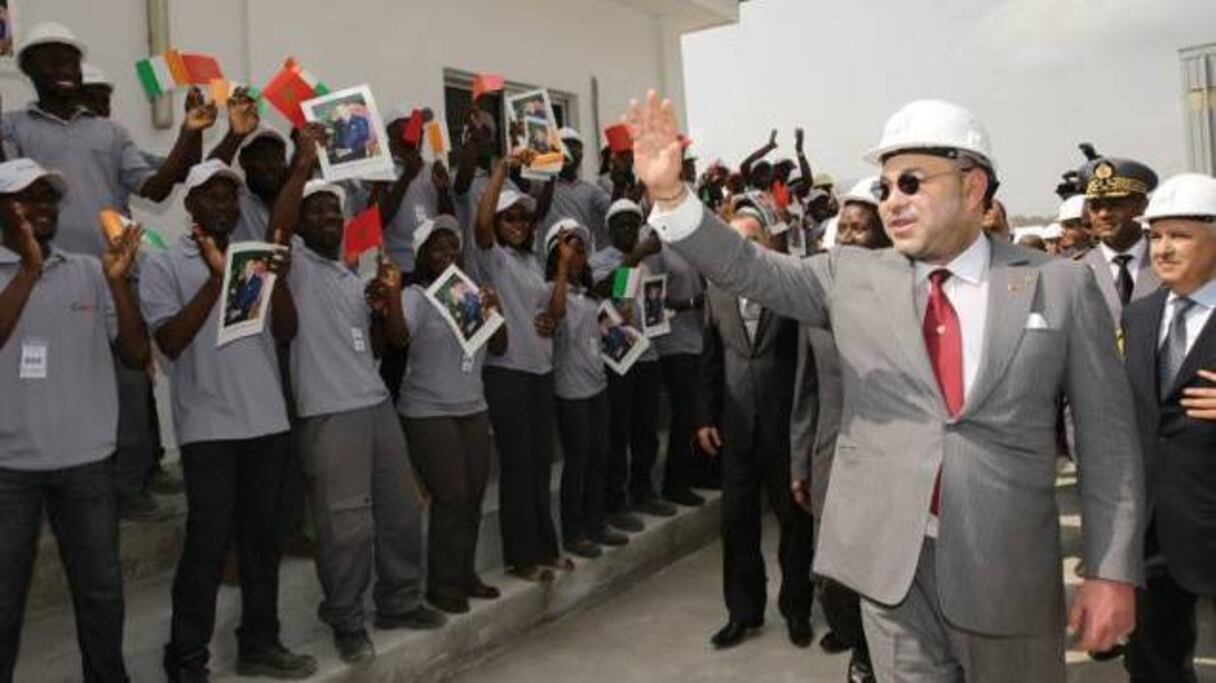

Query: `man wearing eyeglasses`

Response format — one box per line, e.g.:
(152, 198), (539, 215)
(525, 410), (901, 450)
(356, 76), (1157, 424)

(624, 92), (1143, 682)
(1075, 157), (1160, 324)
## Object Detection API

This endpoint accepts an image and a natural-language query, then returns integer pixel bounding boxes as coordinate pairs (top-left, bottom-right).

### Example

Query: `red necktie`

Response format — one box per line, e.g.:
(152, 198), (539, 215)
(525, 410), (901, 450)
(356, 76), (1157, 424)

(923, 269), (963, 515)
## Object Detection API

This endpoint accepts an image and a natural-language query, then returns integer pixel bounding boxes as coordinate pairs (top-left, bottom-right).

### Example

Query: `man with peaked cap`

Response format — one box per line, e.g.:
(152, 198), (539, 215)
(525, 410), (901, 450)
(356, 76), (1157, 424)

(1076, 156), (1161, 323)
(627, 90), (1143, 682)
(1119, 173), (1216, 682)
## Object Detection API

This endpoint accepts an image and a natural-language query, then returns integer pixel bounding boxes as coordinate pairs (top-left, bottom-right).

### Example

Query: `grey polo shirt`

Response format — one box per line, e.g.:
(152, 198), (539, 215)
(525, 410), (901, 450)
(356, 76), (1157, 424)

(652, 247), (704, 357)
(473, 243), (552, 375)
(552, 284), (607, 400)
(383, 160), (440, 274)
(397, 285), (489, 418)
(589, 246), (659, 363)
(2, 105), (155, 258)
(139, 235), (288, 446)
(232, 187), (272, 243)
(0, 245), (118, 471)
(287, 239), (388, 418)
(540, 177), (612, 253)
(456, 167), (517, 280)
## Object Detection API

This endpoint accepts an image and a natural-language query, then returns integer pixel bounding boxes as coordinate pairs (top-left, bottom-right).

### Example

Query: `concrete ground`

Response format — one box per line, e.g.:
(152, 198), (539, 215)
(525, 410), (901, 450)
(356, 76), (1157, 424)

(455, 469), (1216, 683)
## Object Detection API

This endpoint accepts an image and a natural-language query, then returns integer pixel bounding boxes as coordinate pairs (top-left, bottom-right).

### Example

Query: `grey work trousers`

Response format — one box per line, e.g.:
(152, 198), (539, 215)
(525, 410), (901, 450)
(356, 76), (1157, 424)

(298, 401), (424, 633)
(860, 540), (1065, 683)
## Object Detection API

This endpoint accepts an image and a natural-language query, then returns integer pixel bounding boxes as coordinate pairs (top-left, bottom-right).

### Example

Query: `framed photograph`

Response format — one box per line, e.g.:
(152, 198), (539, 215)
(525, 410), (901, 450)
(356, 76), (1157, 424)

(217, 241), (286, 347)
(424, 263), (505, 356)
(506, 89), (566, 180)
(640, 273), (670, 337)
(598, 301), (650, 376)
(301, 84), (394, 183)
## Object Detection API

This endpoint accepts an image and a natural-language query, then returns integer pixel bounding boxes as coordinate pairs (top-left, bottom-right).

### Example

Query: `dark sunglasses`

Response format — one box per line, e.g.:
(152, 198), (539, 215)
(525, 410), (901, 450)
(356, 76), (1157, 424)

(873, 168), (970, 202)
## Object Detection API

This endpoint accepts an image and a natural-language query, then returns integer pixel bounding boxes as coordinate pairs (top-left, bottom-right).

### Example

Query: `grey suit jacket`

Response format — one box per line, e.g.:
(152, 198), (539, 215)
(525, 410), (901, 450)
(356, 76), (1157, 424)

(1080, 244), (1161, 324)
(669, 208), (1145, 636)
(790, 325), (842, 520)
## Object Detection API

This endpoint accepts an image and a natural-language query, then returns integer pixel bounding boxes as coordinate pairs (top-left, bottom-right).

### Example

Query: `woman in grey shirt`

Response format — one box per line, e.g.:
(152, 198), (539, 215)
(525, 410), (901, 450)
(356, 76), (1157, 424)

(473, 154), (565, 582)
(397, 215), (507, 615)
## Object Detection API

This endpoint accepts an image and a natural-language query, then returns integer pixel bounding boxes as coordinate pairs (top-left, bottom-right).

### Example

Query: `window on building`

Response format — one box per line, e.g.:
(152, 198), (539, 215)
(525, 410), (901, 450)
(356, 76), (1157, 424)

(443, 69), (578, 162)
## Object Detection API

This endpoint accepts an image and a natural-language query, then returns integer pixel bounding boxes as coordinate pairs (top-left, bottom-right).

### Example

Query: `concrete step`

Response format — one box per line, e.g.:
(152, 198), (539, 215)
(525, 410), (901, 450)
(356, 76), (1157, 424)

(16, 487), (720, 682)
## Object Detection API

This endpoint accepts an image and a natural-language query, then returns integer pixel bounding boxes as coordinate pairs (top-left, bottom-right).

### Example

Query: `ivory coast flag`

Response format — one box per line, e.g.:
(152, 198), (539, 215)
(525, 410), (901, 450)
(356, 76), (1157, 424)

(135, 53), (178, 99)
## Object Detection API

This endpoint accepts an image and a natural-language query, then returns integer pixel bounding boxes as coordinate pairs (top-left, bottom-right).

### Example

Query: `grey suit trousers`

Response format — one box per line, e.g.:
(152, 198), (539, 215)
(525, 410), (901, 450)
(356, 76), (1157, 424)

(861, 540), (1065, 683)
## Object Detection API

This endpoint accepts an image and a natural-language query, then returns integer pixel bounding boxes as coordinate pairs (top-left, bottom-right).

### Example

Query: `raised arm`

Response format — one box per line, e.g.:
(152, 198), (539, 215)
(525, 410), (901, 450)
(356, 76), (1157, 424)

(140, 88), (214, 202)
(152, 229), (225, 360)
(739, 129), (777, 187)
(101, 224), (151, 368)
(795, 128), (813, 189)
(379, 148), (424, 225)
(268, 123), (325, 244)
(0, 218), (45, 351)
(207, 88), (260, 165)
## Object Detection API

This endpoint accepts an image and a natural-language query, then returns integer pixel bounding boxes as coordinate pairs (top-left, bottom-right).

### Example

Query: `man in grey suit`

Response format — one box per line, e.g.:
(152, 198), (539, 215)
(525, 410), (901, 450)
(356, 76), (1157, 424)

(1076, 156), (1161, 323)
(696, 197), (812, 650)
(623, 91), (1144, 682)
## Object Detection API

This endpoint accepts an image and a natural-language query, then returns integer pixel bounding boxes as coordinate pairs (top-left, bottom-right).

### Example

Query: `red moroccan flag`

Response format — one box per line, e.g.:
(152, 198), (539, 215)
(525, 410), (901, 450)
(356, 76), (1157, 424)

(343, 206), (383, 265)
(605, 124), (632, 154)
(261, 58), (329, 128)
(180, 53), (223, 85)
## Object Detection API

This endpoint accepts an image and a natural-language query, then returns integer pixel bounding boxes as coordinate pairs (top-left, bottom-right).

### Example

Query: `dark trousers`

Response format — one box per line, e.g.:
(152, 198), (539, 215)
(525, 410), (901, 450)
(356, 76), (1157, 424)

(1126, 561), (1211, 682)
(607, 360), (661, 512)
(484, 368), (559, 568)
(659, 354), (699, 496)
(300, 402), (423, 633)
(403, 412), (493, 599)
(556, 391), (610, 541)
(0, 460), (126, 683)
(165, 433), (288, 673)
(720, 418), (814, 623)
(276, 345), (307, 545)
(378, 344), (408, 402)
(113, 354), (155, 497)
(820, 578), (871, 664)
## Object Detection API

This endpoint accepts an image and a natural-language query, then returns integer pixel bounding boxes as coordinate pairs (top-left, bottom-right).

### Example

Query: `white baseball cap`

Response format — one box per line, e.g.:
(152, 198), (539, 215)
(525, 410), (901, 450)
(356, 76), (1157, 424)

(544, 218), (591, 255)
(413, 214), (463, 252)
(302, 180), (346, 211)
(496, 189), (537, 215)
(184, 160), (242, 193)
(17, 22), (86, 68)
(606, 198), (643, 223)
(0, 158), (68, 196)
(1057, 195), (1085, 223)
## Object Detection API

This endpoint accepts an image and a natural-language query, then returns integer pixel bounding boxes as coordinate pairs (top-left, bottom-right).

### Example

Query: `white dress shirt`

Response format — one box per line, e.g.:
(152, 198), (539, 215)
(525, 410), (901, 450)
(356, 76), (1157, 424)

(1099, 235), (1148, 285)
(1158, 279), (1216, 357)
(913, 235), (992, 402)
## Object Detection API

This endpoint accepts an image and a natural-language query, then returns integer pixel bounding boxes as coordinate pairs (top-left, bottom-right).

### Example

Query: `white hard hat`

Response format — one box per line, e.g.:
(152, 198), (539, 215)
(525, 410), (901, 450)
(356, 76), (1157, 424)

(1143, 173), (1216, 222)
(866, 99), (995, 171)
(17, 22), (87, 67)
(81, 63), (111, 88)
(841, 176), (880, 209)
(544, 218), (591, 255)
(413, 215), (463, 252)
(1042, 223), (1063, 239)
(1057, 195), (1085, 223)
(301, 180), (346, 211)
(184, 160), (242, 194)
(0, 158), (68, 197)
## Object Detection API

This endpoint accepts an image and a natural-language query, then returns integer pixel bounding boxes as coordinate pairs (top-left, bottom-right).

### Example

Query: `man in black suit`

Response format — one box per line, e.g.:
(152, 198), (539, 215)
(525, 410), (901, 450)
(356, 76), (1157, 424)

(1120, 173), (1216, 682)
(696, 195), (813, 650)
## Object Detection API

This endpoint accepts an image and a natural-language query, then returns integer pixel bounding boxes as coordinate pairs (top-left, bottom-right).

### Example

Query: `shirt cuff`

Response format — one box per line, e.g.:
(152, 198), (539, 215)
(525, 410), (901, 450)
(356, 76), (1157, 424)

(646, 185), (704, 243)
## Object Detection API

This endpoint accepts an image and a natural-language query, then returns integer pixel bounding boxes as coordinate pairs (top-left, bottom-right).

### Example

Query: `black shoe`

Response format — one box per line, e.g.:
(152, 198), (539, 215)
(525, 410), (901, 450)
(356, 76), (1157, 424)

(236, 644), (317, 680)
(663, 489), (705, 507)
(374, 604), (447, 630)
(848, 657), (876, 683)
(606, 512), (645, 532)
(710, 617), (763, 649)
(467, 577), (501, 600)
(632, 497), (677, 518)
(333, 628), (375, 664)
(427, 590), (470, 615)
(690, 477), (722, 491)
(563, 536), (603, 559)
(786, 617), (813, 648)
(119, 491), (172, 522)
(170, 660), (210, 683)
(819, 630), (854, 654)
(1088, 644), (1126, 661)
(590, 527), (629, 547)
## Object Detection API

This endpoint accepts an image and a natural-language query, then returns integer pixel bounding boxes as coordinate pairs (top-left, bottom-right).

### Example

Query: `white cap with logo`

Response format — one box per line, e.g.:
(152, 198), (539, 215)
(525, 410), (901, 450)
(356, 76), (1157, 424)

(496, 189), (537, 215)
(1057, 195), (1085, 223)
(544, 218), (591, 255)
(184, 160), (242, 194)
(0, 158), (68, 196)
(413, 214), (463, 252)
(302, 180), (346, 211)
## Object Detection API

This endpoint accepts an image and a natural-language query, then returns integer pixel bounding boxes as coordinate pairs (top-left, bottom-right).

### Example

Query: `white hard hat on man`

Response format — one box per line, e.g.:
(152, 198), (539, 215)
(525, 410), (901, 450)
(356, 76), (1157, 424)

(1144, 173), (1216, 223)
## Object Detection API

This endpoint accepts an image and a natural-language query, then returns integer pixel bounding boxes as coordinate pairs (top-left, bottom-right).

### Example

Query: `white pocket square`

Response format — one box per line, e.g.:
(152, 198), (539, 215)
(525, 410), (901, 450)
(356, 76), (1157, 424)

(1024, 313), (1051, 330)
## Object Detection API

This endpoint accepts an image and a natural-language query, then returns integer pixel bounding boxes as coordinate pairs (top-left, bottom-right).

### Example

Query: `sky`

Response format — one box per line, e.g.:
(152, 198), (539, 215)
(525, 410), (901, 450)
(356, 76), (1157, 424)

(680, 0), (1216, 218)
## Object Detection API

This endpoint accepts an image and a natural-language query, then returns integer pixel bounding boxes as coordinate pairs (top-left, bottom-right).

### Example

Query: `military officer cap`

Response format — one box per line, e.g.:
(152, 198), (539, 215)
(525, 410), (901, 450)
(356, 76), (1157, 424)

(1080, 157), (1158, 199)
